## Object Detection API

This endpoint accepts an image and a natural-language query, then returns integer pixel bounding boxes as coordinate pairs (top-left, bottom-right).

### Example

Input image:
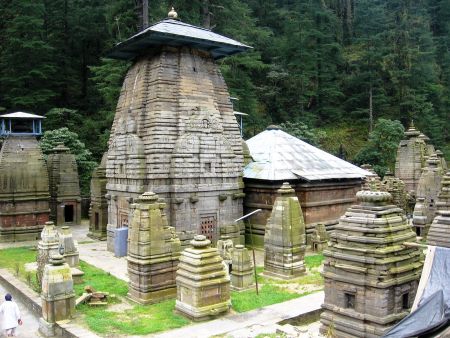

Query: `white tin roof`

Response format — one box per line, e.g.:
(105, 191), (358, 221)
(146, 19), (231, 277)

(0, 112), (45, 119)
(244, 128), (370, 181)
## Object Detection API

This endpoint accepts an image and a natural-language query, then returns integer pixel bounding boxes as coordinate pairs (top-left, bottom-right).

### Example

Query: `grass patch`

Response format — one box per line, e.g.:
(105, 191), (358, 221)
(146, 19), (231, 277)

(0, 246), (39, 291)
(74, 261), (128, 298)
(305, 254), (324, 269)
(231, 284), (304, 313)
(78, 300), (190, 335)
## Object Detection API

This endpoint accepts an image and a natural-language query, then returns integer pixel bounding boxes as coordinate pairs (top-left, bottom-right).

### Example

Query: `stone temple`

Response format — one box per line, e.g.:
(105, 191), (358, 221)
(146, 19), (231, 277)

(320, 191), (423, 337)
(0, 112), (50, 242)
(105, 10), (251, 248)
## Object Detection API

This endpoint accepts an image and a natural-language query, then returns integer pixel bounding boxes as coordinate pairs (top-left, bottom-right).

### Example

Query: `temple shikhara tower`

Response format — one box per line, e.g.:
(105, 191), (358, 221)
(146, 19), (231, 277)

(105, 9), (251, 247)
(0, 112), (50, 242)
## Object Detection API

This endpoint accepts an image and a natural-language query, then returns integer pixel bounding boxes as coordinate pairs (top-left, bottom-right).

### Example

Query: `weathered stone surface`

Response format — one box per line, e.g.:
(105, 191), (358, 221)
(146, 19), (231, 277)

(361, 164), (385, 192)
(175, 234), (230, 321)
(320, 191), (423, 338)
(47, 144), (81, 226)
(413, 154), (443, 237)
(311, 223), (328, 252)
(176, 230), (195, 252)
(264, 182), (306, 279)
(395, 122), (429, 194)
(88, 153), (108, 240)
(106, 44), (245, 250)
(40, 254), (75, 334)
(0, 136), (50, 242)
(230, 244), (254, 291)
(427, 171), (450, 247)
(37, 221), (60, 286)
(59, 226), (79, 268)
(436, 150), (448, 172)
(382, 171), (410, 213)
(127, 192), (181, 304)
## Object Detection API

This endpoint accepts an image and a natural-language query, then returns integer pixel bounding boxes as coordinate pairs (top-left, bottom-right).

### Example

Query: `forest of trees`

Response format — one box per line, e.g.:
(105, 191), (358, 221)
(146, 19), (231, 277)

(0, 0), (449, 188)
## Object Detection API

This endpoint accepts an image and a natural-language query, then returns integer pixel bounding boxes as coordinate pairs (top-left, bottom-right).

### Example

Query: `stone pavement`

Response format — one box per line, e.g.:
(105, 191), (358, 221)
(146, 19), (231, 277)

(149, 291), (324, 338)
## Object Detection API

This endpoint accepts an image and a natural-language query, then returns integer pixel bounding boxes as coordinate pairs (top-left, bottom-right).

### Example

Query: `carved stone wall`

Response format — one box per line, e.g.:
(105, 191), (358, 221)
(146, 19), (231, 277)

(427, 171), (450, 247)
(320, 191), (423, 337)
(47, 144), (81, 225)
(106, 46), (244, 248)
(0, 136), (50, 242)
(88, 153), (108, 240)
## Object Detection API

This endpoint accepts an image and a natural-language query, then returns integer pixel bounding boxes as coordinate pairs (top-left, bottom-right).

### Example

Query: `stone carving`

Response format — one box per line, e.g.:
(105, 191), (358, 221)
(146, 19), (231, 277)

(39, 254), (75, 337)
(382, 171), (409, 213)
(361, 164), (385, 191)
(320, 191), (423, 337)
(37, 221), (59, 286)
(412, 154), (443, 237)
(217, 238), (234, 268)
(436, 150), (448, 172)
(395, 122), (429, 194)
(230, 244), (254, 291)
(427, 171), (450, 247)
(59, 226), (79, 268)
(47, 144), (81, 225)
(127, 192), (181, 304)
(264, 182), (306, 279)
(88, 153), (108, 240)
(0, 136), (50, 242)
(177, 230), (196, 251)
(175, 235), (230, 321)
(105, 25), (246, 250)
(311, 223), (328, 252)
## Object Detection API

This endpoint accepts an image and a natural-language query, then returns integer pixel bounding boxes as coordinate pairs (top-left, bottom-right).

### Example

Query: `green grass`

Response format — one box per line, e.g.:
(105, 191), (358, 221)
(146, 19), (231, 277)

(79, 300), (190, 335)
(74, 261), (128, 298)
(305, 254), (324, 269)
(0, 246), (39, 290)
(231, 284), (306, 313)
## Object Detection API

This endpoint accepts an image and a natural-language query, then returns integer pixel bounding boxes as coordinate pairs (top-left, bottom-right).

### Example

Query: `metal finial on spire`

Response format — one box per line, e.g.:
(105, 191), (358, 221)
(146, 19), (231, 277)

(168, 7), (178, 19)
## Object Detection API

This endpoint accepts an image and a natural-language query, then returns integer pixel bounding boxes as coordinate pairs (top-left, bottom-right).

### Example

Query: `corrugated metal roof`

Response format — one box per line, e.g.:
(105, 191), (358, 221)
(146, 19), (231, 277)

(107, 19), (252, 60)
(0, 112), (45, 119)
(244, 128), (370, 181)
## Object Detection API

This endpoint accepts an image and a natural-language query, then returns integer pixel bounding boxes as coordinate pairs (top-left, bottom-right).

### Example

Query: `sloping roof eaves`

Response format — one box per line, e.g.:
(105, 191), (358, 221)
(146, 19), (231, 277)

(243, 129), (370, 182)
(0, 112), (45, 119)
(107, 19), (252, 60)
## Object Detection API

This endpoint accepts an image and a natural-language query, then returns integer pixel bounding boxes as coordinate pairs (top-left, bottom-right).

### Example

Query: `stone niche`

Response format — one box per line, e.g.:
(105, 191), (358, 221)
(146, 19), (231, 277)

(88, 153), (108, 240)
(105, 17), (250, 251)
(127, 192), (181, 304)
(47, 144), (81, 226)
(412, 154), (443, 237)
(320, 191), (423, 338)
(427, 171), (450, 247)
(175, 234), (230, 321)
(394, 122), (429, 194)
(0, 135), (50, 242)
(263, 182), (306, 279)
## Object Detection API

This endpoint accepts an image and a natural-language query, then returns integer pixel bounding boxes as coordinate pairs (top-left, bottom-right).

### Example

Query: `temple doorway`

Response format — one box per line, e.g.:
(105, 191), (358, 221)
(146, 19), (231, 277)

(64, 205), (74, 223)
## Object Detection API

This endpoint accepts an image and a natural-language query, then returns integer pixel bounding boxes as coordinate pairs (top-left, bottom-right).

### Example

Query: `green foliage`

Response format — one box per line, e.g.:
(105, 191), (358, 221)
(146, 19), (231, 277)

(40, 128), (97, 196)
(355, 119), (405, 176)
(43, 108), (83, 131)
(279, 121), (327, 147)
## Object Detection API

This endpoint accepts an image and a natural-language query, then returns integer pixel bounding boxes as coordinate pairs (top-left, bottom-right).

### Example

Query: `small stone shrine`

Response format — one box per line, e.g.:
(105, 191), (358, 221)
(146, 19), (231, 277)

(217, 238), (234, 268)
(320, 191), (423, 337)
(88, 153), (108, 240)
(39, 254), (75, 337)
(127, 192), (181, 304)
(412, 154), (443, 237)
(0, 112), (50, 242)
(59, 226), (79, 267)
(311, 223), (328, 252)
(47, 144), (81, 225)
(382, 171), (409, 212)
(175, 234), (230, 321)
(436, 150), (448, 172)
(395, 122), (429, 194)
(105, 9), (251, 249)
(37, 221), (59, 285)
(264, 182), (306, 279)
(361, 164), (385, 191)
(427, 171), (450, 247)
(412, 197), (427, 236)
(230, 244), (254, 291)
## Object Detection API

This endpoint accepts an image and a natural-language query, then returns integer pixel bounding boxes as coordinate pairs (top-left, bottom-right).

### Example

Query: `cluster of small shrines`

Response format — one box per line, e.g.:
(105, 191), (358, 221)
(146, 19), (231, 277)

(1, 9), (450, 338)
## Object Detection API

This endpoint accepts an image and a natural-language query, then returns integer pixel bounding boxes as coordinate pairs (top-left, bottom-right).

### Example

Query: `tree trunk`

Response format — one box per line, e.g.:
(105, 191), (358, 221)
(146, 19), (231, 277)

(369, 84), (373, 133)
(142, 0), (148, 29)
(202, 0), (211, 29)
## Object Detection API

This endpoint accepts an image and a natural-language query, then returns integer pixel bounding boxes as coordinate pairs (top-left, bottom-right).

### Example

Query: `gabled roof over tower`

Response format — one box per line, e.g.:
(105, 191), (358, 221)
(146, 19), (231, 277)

(244, 126), (370, 181)
(107, 10), (252, 61)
